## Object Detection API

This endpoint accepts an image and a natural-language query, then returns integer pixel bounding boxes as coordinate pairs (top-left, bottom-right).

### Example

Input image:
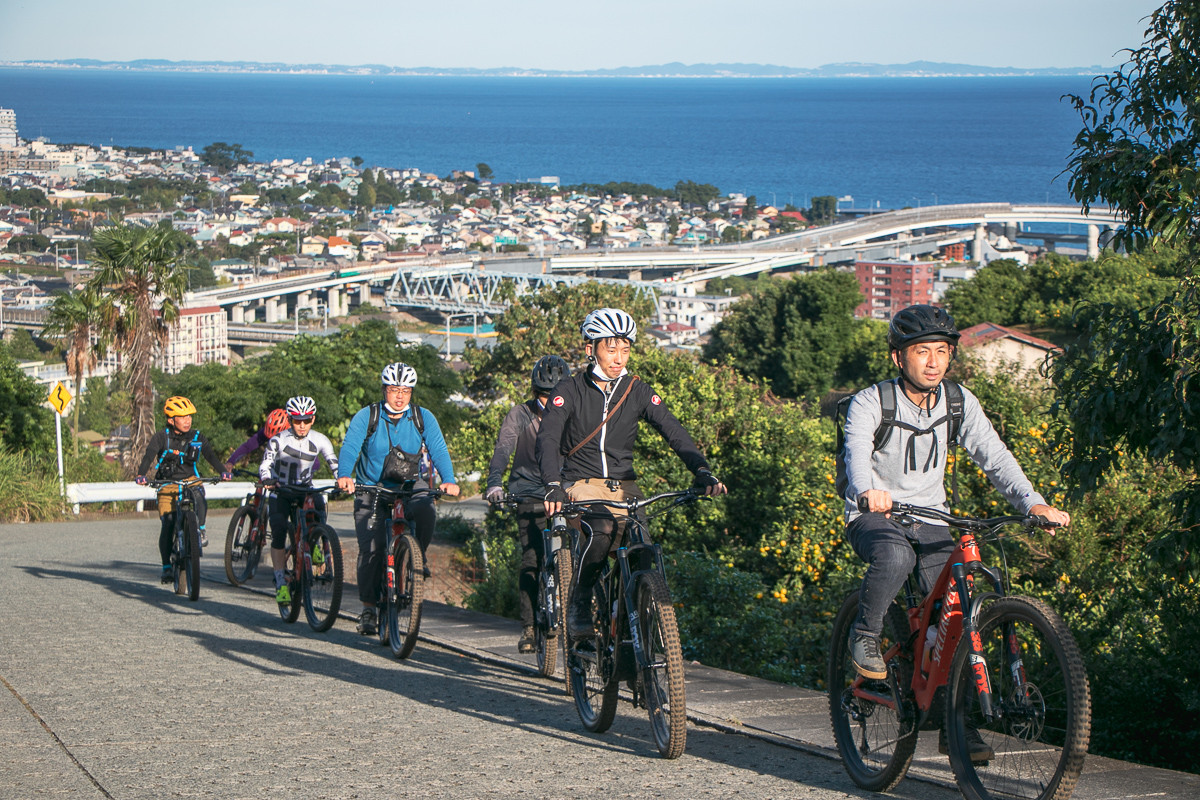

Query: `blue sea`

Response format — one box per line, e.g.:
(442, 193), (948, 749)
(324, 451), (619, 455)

(0, 69), (1094, 208)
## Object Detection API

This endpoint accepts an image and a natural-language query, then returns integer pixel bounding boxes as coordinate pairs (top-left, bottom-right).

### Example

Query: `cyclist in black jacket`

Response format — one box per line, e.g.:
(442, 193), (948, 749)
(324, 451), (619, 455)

(538, 308), (726, 638)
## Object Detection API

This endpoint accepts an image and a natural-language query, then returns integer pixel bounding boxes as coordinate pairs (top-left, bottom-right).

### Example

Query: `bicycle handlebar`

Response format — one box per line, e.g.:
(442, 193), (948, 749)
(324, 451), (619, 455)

(556, 488), (701, 516)
(353, 483), (447, 500)
(148, 477), (224, 489)
(856, 496), (1058, 531)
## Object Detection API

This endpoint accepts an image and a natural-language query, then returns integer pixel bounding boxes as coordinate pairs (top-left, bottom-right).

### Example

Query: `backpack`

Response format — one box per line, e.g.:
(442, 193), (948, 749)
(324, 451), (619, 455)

(834, 379), (965, 505)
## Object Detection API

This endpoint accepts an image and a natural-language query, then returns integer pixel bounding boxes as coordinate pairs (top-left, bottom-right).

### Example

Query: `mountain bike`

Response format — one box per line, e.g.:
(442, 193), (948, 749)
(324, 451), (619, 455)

(149, 477), (221, 602)
(492, 493), (575, 686)
(224, 468), (272, 586)
(357, 483), (444, 659)
(271, 484), (345, 632)
(829, 501), (1091, 800)
(564, 488), (697, 759)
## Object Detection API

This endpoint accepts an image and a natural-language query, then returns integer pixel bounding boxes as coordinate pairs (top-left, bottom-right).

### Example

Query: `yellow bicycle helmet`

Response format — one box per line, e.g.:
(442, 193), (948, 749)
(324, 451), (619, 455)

(163, 396), (197, 418)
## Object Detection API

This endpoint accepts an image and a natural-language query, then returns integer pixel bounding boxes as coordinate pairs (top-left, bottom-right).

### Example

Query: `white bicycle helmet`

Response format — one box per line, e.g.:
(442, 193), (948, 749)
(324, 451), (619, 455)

(381, 362), (418, 387)
(580, 308), (637, 342)
(285, 395), (316, 420)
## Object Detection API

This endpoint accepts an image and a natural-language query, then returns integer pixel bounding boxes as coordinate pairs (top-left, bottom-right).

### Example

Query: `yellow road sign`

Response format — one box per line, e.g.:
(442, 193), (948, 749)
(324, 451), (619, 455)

(48, 382), (72, 416)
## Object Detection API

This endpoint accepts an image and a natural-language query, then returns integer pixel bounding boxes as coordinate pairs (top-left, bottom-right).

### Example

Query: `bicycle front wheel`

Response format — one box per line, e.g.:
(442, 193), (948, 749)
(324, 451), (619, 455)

(183, 511), (201, 602)
(278, 538), (301, 623)
(946, 596), (1091, 800)
(555, 546), (575, 694)
(535, 564), (558, 679)
(636, 572), (687, 759)
(828, 590), (916, 792)
(387, 533), (424, 659)
(568, 583), (618, 732)
(302, 524), (344, 632)
(224, 505), (262, 586)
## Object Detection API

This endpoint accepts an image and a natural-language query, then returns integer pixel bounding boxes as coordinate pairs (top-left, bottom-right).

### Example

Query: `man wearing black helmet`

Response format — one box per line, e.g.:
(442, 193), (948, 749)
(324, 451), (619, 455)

(484, 355), (572, 653)
(842, 304), (1069, 762)
(539, 308), (726, 640)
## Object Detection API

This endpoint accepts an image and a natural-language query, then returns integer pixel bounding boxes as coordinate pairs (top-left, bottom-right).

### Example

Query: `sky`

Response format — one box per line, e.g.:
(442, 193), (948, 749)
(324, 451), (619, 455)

(0, 0), (1164, 71)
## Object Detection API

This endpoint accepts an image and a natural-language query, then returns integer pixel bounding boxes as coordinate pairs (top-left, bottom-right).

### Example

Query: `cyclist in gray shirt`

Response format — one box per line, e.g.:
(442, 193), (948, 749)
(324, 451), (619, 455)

(842, 304), (1069, 761)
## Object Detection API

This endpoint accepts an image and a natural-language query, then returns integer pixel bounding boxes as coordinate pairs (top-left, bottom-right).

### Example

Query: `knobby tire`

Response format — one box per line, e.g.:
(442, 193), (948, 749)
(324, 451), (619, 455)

(183, 511), (201, 602)
(946, 596), (1091, 800)
(224, 504), (262, 586)
(388, 533), (424, 659)
(636, 572), (687, 759)
(302, 524), (343, 632)
(278, 534), (301, 623)
(569, 581), (618, 732)
(828, 590), (917, 792)
(555, 546), (575, 695)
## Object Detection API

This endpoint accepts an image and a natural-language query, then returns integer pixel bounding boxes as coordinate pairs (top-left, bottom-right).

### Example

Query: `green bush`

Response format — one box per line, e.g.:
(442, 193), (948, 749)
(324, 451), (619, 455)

(0, 450), (64, 522)
(460, 511), (521, 619)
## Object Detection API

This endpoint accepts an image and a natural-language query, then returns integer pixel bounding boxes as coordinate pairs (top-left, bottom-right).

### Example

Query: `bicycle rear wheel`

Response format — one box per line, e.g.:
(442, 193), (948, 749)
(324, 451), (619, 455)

(535, 563), (557, 679)
(555, 546), (575, 695)
(569, 583), (618, 732)
(302, 524), (344, 632)
(828, 590), (917, 792)
(278, 537), (301, 623)
(946, 596), (1091, 800)
(224, 505), (262, 586)
(183, 511), (201, 602)
(171, 515), (186, 596)
(387, 533), (424, 659)
(636, 572), (687, 759)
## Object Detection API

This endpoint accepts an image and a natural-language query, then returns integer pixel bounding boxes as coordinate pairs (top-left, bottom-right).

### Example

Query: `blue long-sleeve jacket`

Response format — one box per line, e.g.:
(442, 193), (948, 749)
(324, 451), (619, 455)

(337, 404), (456, 489)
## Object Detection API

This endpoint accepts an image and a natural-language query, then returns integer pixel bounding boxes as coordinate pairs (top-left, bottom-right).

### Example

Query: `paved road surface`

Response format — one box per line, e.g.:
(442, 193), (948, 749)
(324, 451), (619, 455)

(3, 510), (1197, 799)
(0, 512), (958, 800)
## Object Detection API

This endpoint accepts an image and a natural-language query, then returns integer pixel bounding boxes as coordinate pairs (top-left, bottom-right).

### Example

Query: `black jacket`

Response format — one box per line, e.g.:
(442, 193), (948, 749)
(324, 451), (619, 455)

(537, 371), (709, 485)
(137, 427), (225, 482)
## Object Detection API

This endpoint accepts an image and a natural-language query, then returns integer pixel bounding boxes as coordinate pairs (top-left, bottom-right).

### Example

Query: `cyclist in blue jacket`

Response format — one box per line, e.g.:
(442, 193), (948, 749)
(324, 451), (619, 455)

(336, 362), (460, 635)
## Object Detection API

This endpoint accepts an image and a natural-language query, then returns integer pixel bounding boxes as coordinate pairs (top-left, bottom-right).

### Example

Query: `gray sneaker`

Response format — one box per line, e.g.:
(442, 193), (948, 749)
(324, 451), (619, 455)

(939, 726), (995, 762)
(849, 632), (888, 680)
(356, 608), (377, 636)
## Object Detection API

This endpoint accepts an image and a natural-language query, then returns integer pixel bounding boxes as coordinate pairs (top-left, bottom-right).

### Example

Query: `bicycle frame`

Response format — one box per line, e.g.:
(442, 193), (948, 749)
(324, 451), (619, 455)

(854, 504), (1049, 727)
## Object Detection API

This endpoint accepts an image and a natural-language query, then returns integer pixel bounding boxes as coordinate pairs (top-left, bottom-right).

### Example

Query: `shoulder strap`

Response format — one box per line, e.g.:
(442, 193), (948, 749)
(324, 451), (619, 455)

(566, 376), (638, 459)
(943, 380), (964, 444)
(367, 402), (380, 437)
(410, 404), (425, 437)
(873, 381), (899, 450)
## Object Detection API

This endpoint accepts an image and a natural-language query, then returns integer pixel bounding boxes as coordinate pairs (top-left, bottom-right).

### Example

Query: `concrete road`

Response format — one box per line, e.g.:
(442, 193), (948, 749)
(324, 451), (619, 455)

(0, 513), (964, 800)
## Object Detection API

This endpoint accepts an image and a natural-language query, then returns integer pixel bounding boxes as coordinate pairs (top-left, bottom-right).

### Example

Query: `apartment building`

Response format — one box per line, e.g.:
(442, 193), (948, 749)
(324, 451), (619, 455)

(853, 259), (939, 319)
(160, 305), (229, 374)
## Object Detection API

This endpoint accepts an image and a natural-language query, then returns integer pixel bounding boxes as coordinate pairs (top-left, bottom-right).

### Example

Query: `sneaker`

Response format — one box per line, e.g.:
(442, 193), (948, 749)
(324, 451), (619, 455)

(939, 726), (995, 762)
(311, 543), (325, 566)
(275, 584), (292, 605)
(160, 566), (173, 584)
(421, 565), (432, 579)
(199, 529), (208, 548)
(567, 592), (594, 640)
(357, 608), (377, 636)
(518, 626), (536, 654)
(849, 632), (888, 680)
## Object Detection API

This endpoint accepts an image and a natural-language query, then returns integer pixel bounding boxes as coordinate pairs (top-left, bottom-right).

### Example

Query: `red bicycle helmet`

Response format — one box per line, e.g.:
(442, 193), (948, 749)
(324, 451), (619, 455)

(264, 408), (289, 438)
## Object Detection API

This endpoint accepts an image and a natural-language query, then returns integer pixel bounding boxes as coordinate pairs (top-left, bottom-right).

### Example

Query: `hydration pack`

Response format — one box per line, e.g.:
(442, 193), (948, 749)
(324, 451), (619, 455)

(834, 379), (964, 505)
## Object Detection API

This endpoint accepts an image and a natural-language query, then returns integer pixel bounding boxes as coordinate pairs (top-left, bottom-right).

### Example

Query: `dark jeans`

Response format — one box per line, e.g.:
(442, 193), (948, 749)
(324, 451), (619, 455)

(354, 490), (436, 606)
(845, 512), (954, 638)
(268, 488), (325, 550)
(157, 486), (208, 566)
(516, 505), (547, 629)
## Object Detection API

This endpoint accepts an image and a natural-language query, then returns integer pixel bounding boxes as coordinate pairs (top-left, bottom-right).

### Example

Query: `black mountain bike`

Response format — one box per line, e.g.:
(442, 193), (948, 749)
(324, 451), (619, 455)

(357, 483), (444, 659)
(492, 493), (575, 686)
(829, 501), (1091, 800)
(564, 489), (697, 759)
(224, 468), (272, 586)
(272, 484), (345, 632)
(149, 477), (221, 602)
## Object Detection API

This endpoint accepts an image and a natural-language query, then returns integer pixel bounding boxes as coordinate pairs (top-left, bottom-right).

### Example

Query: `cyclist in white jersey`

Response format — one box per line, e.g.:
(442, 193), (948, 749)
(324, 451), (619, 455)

(260, 396), (340, 605)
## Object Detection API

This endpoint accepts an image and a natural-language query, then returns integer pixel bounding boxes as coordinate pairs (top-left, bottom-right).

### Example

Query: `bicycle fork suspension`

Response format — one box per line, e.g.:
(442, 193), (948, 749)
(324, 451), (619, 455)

(953, 562), (996, 721)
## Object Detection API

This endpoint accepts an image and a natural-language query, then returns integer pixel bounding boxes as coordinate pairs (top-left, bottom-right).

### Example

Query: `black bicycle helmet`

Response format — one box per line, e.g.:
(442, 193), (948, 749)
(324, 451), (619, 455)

(531, 355), (571, 393)
(887, 304), (961, 350)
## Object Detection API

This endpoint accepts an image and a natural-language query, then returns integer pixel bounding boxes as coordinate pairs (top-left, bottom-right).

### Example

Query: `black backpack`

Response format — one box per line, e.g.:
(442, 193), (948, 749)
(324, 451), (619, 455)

(834, 379), (965, 505)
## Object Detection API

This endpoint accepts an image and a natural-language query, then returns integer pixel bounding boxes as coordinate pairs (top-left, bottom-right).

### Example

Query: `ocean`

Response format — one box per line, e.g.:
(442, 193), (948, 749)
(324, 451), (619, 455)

(1, 69), (1095, 209)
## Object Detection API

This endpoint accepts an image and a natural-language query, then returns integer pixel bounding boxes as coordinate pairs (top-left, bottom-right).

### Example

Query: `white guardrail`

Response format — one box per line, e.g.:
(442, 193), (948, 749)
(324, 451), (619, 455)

(63, 480), (336, 515)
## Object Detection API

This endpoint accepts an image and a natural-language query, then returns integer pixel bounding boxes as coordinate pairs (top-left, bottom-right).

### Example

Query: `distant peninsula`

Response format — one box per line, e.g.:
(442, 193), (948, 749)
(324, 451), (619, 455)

(0, 58), (1102, 78)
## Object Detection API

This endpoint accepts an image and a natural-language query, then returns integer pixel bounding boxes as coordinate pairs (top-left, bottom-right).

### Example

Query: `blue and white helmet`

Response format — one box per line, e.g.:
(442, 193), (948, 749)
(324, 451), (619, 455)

(381, 362), (418, 388)
(580, 308), (636, 342)
(285, 395), (316, 420)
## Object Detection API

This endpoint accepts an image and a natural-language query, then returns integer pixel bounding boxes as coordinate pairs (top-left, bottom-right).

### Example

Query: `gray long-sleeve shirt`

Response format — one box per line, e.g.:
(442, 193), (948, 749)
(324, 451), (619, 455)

(843, 378), (1046, 525)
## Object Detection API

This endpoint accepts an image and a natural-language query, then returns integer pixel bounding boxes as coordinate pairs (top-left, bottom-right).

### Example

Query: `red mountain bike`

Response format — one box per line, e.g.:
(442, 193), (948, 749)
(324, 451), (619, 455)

(829, 501), (1091, 800)
(224, 468), (271, 586)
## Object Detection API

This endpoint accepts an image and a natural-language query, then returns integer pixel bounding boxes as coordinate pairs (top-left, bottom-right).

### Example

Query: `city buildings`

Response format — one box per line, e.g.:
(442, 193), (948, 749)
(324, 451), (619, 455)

(0, 108), (17, 148)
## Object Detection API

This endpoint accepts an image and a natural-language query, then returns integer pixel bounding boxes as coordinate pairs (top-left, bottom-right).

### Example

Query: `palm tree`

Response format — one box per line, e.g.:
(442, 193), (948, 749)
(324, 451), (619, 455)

(88, 223), (190, 474)
(43, 288), (112, 455)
